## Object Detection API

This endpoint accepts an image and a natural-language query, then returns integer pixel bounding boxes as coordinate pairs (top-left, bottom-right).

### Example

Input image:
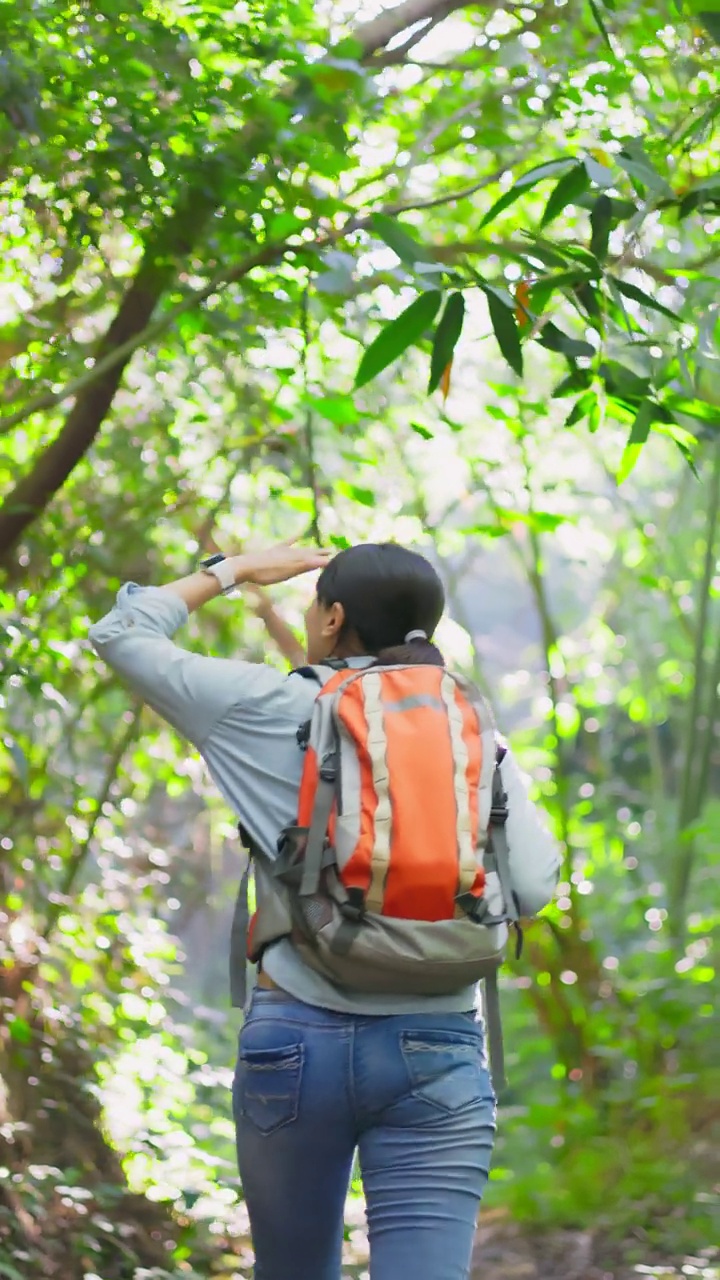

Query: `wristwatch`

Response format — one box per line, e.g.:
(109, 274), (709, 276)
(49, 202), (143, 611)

(200, 552), (236, 594)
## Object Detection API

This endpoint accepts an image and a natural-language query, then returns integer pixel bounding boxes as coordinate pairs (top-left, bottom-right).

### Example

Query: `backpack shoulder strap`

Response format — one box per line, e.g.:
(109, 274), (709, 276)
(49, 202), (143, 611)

(292, 659), (349, 687)
(485, 743), (518, 1096)
(230, 858), (252, 1008)
(487, 743), (518, 922)
(293, 662), (350, 751)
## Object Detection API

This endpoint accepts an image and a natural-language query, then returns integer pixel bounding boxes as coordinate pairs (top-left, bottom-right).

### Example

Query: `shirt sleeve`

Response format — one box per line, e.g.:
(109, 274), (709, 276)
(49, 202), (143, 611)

(88, 583), (286, 747)
(501, 748), (562, 916)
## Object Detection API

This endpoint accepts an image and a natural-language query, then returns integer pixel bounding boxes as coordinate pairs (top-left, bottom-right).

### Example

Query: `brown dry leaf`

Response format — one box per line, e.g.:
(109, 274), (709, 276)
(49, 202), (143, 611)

(514, 280), (533, 328)
(440, 359), (453, 402)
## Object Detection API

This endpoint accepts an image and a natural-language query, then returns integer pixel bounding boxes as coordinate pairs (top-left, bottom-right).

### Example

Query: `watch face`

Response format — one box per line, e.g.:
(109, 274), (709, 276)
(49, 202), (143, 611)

(201, 553), (226, 568)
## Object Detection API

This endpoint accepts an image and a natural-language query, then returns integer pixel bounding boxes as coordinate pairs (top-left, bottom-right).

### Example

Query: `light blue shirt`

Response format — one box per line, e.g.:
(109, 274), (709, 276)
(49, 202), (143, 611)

(89, 585), (484, 1013)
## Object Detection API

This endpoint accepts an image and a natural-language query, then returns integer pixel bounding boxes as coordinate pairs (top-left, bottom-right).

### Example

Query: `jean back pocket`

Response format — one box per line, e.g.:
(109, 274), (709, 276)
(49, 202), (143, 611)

(400, 1028), (487, 1114)
(236, 1042), (304, 1135)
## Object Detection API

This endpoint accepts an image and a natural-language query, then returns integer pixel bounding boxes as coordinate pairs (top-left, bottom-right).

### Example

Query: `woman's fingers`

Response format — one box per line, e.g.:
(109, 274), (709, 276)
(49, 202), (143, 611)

(245, 544), (334, 585)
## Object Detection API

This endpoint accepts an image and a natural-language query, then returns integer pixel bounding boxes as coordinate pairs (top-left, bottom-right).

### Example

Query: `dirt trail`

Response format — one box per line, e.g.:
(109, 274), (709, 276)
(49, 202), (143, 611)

(469, 1214), (719, 1280)
(336, 1202), (719, 1280)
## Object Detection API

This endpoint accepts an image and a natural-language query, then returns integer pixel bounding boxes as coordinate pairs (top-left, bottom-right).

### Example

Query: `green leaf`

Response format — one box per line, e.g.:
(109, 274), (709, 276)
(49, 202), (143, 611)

(617, 141), (673, 197)
(71, 960), (93, 988)
(370, 213), (440, 269)
(180, 1189), (202, 1211)
(554, 243), (603, 273)
(654, 423), (699, 476)
(517, 238), (572, 269)
(685, 172), (720, 197)
(8, 1016), (33, 1044)
(590, 194), (613, 262)
(574, 280), (603, 322)
(0, 1260), (26, 1280)
(609, 277), (678, 322)
(584, 156), (615, 188)
(411, 422), (434, 439)
(673, 99), (720, 152)
(697, 11), (720, 42)
(311, 395), (360, 426)
(266, 211), (306, 240)
(564, 391), (598, 428)
(553, 368), (593, 397)
(679, 180), (720, 218)
(663, 395), (719, 426)
(337, 483), (376, 506)
(482, 284), (523, 377)
(605, 276), (645, 335)
(538, 323), (595, 359)
(479, 159), (575, 228)
(617, 399), (654, 483)
(428, 293), (466, 393)
(524, 243), (599, 285)
(355, 291), (442, 389)
(541, 162), (590, 227)
(529, 269), (591, 315)
(606, 197), (638, 221)
(600, 360), (651, 400)
(528, 511), (568, 532)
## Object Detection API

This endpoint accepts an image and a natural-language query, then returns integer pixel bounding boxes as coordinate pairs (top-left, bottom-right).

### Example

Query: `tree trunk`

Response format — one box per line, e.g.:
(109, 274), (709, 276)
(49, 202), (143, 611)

(0, 258), (173, 559)
(0, 0), (478, 566)
(668, 438), (720, 938)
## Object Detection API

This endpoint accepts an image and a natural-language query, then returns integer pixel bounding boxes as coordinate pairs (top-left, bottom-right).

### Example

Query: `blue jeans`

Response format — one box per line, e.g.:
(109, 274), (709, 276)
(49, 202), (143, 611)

(233, 989), (496, 1280)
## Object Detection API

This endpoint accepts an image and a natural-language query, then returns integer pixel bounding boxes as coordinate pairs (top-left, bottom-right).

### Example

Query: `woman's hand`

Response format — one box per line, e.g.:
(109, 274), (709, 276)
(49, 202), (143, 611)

(238, 543), (333, 586)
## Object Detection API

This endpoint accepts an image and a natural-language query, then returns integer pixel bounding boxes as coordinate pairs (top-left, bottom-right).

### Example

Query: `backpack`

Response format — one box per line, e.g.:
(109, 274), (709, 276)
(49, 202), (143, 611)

(233, 662), (521, 1089)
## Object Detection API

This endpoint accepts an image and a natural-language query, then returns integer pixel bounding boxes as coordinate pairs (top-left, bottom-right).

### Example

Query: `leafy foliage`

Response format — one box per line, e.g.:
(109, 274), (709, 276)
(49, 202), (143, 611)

(1, 0), (719, 1275)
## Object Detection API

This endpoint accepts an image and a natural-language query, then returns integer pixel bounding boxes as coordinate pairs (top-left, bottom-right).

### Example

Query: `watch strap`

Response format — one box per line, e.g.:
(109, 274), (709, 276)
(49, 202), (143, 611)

(201, 555), (236, 593)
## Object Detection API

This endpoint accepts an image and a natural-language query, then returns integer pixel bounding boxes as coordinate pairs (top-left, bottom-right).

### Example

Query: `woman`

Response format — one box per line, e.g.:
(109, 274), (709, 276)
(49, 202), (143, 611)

(89, 540), (560, 1280)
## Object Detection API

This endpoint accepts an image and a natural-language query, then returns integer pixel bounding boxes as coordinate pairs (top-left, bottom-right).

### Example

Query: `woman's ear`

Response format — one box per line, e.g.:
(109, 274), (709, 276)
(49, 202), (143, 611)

(322, 601), (345, 640)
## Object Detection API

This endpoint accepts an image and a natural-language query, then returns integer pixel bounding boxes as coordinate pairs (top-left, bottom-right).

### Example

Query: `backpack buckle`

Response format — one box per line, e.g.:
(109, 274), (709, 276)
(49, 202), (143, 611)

(340, 887), (365, 922)
(455, 891), (488, 923)
(490, 805), (508, 825)
(319, 754), (337, 783)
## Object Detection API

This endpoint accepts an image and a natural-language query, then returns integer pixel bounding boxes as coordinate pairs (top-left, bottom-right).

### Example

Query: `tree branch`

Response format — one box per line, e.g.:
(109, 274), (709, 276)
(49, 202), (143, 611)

(0, 0), (480, 563)
(371, 12), (446, 67)
(0, 236), (299, 440)
(0, 143), (545, 457)
(383, 129), (545, 215)
(385, 173), (514, 215)
(354, 0), (473, 57)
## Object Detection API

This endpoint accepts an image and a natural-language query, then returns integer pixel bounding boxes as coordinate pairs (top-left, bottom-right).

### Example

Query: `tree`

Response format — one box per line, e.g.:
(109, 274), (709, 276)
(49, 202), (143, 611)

(1, 1), (718, 563)
(1, 1), (719, 1274)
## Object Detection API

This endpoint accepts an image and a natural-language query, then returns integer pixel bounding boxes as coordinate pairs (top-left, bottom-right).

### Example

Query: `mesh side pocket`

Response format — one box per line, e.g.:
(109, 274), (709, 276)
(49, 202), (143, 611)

(302, 895), (334, 932)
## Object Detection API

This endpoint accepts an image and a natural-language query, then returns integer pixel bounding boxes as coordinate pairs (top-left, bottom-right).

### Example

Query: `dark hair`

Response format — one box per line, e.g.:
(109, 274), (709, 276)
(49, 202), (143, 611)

(316, 543), (445, 667)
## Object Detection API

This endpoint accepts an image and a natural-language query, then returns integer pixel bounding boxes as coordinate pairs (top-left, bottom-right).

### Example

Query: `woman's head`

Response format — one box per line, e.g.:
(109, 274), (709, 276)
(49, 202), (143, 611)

(305, 542), (445, 667)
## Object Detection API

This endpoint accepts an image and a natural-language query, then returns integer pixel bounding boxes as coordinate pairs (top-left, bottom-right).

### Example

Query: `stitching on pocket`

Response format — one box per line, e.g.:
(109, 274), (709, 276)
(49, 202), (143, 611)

(400, 1031), (484, 1114)
(238, 1043), (304, 1135)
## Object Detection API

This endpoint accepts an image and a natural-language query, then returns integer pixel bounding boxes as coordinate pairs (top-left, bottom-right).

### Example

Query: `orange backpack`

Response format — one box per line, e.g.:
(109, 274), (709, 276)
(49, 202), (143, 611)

(238, 662), (520, 1087)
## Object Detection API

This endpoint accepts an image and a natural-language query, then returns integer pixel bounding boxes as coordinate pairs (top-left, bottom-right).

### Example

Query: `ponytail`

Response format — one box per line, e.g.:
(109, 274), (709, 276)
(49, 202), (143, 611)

(374, 633), (445, 668)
